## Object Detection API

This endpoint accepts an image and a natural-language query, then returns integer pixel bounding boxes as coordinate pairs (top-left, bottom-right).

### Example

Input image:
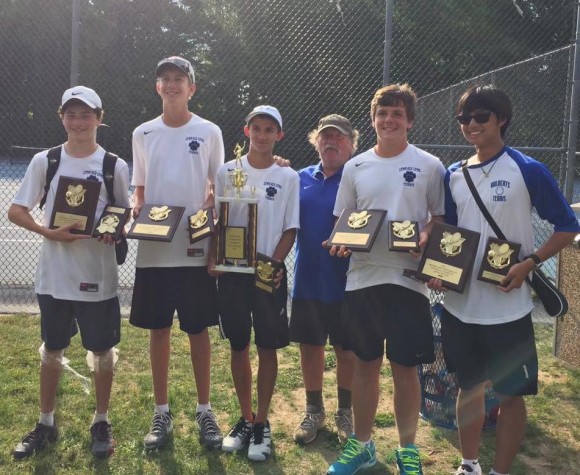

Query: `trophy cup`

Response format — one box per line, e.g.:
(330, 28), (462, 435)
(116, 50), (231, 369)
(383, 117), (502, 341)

(213, 144), (258, 273)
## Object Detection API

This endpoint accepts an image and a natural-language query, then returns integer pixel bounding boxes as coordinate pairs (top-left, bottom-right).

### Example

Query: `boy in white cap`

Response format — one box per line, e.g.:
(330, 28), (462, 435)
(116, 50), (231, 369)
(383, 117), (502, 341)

(8, 85), (130, 459)
(209, 105), (299, 461)
(129, 56), (225, 450)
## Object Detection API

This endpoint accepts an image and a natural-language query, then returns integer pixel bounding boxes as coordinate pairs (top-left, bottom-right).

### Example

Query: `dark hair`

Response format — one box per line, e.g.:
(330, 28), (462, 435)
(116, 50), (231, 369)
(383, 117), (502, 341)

(370, 83), (417, 122)
(457, 85), (512, 137)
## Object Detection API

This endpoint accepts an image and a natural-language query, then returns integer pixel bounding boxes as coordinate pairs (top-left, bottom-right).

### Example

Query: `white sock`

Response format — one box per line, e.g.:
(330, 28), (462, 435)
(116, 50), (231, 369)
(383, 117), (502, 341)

(92, 412), (109, 425)
(39, 412), (55, 427)
(462, 459), (480, 471)
(489, 470), (508, 475)
(155, 404), (170, 414)
(196, 403), (211, 413)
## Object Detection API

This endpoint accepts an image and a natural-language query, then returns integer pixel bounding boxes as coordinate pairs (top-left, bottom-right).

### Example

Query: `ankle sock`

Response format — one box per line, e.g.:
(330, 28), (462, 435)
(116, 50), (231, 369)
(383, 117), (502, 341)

(155, 404), (170, 414)
(196, 403), (211, 413)
(306, 390), (323, 412)
(39, 412), (55, 427)
(92, 412), (109, 425)
(337, 386), (352, 409)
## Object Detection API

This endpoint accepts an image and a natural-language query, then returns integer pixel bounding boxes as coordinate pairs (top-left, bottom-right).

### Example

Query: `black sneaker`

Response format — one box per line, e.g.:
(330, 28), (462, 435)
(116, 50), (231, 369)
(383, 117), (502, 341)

(144, 411), (173, 450)
(13, 423), (59, 459)
(90, 421), (115, 458)
(195, 410), (223, 450)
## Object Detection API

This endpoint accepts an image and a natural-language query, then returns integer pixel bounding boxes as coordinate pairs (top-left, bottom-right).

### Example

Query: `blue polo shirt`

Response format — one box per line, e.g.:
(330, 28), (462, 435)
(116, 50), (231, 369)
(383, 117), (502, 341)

(292, 163), (350, 303)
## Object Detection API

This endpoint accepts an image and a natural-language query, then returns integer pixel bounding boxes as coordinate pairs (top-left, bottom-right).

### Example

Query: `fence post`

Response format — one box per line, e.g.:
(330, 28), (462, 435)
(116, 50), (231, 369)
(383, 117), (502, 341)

(70, 0), (81, 87)
(565, 2), (580, 202)
(382, 0), (394, 86)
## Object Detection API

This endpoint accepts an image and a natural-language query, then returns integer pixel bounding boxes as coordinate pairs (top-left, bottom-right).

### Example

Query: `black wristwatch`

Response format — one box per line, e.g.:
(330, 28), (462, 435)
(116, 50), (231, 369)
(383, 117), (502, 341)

(524, 253), (542, 269)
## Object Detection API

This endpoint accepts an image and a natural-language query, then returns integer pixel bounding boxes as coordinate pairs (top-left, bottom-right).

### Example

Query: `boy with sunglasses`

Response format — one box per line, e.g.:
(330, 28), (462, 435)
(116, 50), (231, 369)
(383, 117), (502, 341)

(430, 85), (579, 475)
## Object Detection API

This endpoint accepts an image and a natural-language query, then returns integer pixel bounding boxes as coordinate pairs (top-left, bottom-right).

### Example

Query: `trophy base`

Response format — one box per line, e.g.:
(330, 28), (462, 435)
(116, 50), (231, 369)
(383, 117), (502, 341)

(213, 265), (256, 274)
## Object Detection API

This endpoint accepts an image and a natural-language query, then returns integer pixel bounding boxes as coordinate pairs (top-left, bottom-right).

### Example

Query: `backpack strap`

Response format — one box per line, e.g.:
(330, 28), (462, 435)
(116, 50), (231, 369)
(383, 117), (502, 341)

(39, 146), (62, 210)
(102, 152), (118, 205)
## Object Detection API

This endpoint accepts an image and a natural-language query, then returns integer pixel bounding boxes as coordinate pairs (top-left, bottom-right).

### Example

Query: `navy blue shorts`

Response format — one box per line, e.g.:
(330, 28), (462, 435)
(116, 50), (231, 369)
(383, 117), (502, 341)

(441, 309), (538, 396)
(341, 284), (435, 364)
(218, 270), (289, 351)
(38, 294), (120, 352)
(129, 267), (219, 334)
(290, 299), (346, 346)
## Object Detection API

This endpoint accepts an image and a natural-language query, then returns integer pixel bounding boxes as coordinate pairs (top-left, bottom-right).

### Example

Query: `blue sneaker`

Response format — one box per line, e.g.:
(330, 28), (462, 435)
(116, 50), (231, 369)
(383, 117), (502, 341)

(395, 444), (423, 474)
(327, 435), (377, 474)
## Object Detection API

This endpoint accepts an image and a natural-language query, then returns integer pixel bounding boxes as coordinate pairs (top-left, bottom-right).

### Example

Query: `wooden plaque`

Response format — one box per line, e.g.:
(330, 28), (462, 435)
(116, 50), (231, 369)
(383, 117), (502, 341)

(188, 207), (215, 244)
(416, 222), (481, 293)
(326, 209), (387, 252)
(477, 237), (521, 285)
(127, 204), (185, 242)
(388, 220), (420, 252)
(255, 253), (283, 293)
(92, 205), (131, 240)
(49, 176), (101, 235)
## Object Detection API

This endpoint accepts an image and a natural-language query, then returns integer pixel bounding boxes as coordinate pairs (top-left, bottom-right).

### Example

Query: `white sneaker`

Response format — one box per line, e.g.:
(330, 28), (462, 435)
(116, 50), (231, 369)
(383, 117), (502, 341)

(221, 417), (253, 452)
(456, 463), (483, 475)
(247, 420), (271, 461)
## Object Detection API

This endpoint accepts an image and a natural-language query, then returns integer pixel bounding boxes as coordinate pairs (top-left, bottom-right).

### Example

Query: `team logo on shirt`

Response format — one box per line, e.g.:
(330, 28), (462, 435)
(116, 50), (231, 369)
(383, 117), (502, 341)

(490, 180), (510, 202)
(186, 136), (205, 155)
(399, 166), (420, 187)
(264, 181), (281, 201)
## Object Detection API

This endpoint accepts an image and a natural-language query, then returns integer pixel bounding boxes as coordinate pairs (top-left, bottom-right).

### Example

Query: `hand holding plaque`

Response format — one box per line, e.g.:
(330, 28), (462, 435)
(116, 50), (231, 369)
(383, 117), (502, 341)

(92, 205), (131, 241)
(326, 209), (386, 252)
(50, 176), (101, 235)
(188, 207), (215, 244)
(255, 253), (283, 293)
(388, 220), (420, 252)
(477, 237), (521, 285)
(127, 204), (185, 242)
(415, 222), (480, 293)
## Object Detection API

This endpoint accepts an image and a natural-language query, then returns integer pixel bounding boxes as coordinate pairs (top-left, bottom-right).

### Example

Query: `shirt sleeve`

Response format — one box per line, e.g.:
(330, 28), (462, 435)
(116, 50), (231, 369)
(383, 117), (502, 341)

(131, 128), (145, 187)
(283, 171), (300, 232)
(12, 152), (48, 210)
(207, 125), (225, 186)
(333, 165), (356, 217)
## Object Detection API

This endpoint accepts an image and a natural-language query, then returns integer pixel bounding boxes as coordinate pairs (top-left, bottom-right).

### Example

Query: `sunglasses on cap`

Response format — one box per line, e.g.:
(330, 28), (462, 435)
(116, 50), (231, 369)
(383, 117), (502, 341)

(455, 110), (493, 125)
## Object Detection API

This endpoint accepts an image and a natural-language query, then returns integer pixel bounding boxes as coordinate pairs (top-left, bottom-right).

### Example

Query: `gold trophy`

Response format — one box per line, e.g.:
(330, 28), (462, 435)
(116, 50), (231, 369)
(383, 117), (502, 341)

(214, 143), (258, 273)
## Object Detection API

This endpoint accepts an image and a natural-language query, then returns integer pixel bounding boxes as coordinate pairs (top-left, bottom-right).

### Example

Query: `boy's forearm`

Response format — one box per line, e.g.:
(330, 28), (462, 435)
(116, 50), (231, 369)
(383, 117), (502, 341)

(272, 228), (297, 261)
(8, 204), (46, 237)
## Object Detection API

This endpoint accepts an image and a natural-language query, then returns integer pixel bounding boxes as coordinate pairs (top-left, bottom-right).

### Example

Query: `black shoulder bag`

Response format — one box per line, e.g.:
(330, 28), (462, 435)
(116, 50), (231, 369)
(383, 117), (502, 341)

(462, 163), (567, 318)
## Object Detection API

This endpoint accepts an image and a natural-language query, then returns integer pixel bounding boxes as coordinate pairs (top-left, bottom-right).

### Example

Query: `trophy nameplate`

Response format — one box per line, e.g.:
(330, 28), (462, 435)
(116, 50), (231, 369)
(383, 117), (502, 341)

(416, 222), (481, 293)
(477, 237), (521, 285)
(50, 176), (101, 235)
(255, 253), (283, 293)
(188, 207), (215, 244)
(214, 144), (259, 274)
(127, 204), (185, 242)
(388, 220), (420, 252)
(326, 209), (386, 252)
(92, 205), (131, 240)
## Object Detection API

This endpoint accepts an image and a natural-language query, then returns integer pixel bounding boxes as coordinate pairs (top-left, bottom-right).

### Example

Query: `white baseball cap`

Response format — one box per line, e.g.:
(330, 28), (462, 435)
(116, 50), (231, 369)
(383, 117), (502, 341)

(61, 86), (102, 109)
(245, 105), (283, 129)
(156, 56), (195, 83)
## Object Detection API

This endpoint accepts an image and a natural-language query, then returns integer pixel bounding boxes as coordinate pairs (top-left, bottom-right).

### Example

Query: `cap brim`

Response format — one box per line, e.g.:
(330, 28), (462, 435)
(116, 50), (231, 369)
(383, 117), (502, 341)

(318, 124), (350, 135)
(62, 97), (99, 109)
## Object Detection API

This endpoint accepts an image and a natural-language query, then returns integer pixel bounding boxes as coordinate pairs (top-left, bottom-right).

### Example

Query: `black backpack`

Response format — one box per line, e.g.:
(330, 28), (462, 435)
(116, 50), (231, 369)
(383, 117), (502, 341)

(39, 146), (128, 264)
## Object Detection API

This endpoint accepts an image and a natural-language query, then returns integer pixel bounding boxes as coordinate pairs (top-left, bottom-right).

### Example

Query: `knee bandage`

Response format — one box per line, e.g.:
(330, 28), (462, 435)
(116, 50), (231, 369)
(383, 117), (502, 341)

(86, 348), (118, 374)
(38, 343), (65, 368)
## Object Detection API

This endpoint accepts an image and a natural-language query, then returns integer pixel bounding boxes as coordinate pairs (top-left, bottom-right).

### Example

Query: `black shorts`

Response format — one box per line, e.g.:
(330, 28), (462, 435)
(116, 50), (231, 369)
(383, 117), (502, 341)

(441, 309), (538, 396)
(341, 284), (435, 365)
(290, 299), (346, 346)
(129, 267), (219, 334)
(37, 294), (121, 352)
(217, 271), (289, 352)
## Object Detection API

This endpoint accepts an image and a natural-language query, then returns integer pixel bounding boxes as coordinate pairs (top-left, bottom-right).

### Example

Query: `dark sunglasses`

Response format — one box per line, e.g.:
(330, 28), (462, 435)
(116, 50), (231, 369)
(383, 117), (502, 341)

(455, 111), (492, 125)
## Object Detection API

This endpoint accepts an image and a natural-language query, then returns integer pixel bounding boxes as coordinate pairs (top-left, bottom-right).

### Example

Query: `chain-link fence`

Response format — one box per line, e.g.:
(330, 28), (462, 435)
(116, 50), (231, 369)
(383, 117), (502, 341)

(1, 0), (579, 313)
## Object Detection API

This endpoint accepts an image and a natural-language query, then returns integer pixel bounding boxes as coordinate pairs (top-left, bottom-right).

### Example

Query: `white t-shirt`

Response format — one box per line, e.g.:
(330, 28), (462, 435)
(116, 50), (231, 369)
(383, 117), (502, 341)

(334, 144), (445, 296)
(12, 146), (131, 301)
(443, 147), (580, 324)
(215, 155), (300, 257)
(132, 114), (225, 267)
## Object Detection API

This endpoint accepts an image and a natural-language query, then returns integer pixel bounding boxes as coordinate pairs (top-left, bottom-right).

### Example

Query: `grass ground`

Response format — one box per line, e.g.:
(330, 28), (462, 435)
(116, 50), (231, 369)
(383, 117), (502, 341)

(0, 315), (578, 474)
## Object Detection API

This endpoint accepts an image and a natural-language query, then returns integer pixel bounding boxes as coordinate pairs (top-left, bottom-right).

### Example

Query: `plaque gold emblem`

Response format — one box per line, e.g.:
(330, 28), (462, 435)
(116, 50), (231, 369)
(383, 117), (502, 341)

(189, 209), (209, 229)
(392, 220), (416, 239)
(486, 242), (514, 269)
(440, 231), (465, 257)
(256, 259), (275, 283)
(65, 184), (87, 207)
(96, 214), (120, 234)
(347, 210), (371, 229)
(149, 205), (172, 222)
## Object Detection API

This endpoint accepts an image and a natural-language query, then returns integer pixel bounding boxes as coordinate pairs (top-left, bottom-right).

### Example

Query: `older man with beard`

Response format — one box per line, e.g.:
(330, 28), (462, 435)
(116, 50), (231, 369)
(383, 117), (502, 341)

(290, 115), (359, 445)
